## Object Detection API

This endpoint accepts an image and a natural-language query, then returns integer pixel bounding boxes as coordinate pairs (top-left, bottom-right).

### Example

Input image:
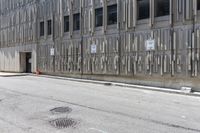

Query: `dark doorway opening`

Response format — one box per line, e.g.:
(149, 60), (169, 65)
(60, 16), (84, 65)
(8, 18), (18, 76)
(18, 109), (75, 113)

(26, 53), (32, 73)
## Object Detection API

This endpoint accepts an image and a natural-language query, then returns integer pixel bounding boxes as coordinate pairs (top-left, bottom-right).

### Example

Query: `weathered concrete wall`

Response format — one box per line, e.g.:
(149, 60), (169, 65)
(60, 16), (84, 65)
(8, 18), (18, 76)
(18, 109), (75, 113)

(0, 0), (37, 72)
(1, 0), (200, 90)
(0, 44), (37, 72)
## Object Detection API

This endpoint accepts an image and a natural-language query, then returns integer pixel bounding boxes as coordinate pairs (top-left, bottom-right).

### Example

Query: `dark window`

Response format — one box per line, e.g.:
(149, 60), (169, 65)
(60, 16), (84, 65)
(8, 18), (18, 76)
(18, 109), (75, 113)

(137, 0), (150, 20)
(40, 21), (44, 36)
(155, 0), (169, 17)
(107, 4), (117, 25)
(73, 13), (80, 31)
(64, 16), (69, 32)
(76, 47), (79, 63)
(198, 0), (200, 10)
(95, 8), (103, 27)
(47, 20), (52, 35)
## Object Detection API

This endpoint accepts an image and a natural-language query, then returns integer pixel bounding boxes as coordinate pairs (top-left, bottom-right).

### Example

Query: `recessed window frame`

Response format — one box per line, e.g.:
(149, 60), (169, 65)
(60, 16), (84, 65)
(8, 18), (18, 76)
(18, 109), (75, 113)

(95, 7), (103, 27)
(137, 0), (150, 20)
(107, 4), (118, 25)
(73, 13), (80, 31)
(40, 21), (44, 37)
(47, 19), (52, 35)
(198, 0), (200, 10)
(155, 0), (170, 17)
(64, 16), (70, 32)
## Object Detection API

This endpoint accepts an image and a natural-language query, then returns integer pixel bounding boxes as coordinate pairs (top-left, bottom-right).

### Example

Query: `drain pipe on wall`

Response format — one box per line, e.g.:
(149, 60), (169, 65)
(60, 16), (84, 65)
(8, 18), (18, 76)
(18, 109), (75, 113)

(170, 0), (174, 77)
(192, 0), (197, 77)
(117, 0), (121, 76)
(80, 0), (84, 77)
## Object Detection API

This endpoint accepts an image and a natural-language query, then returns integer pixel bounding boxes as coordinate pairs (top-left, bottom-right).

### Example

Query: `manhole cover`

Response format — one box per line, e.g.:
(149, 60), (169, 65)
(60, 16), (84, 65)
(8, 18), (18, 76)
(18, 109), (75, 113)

(49, 118), (77, 129)
(50, 107), (72, 114)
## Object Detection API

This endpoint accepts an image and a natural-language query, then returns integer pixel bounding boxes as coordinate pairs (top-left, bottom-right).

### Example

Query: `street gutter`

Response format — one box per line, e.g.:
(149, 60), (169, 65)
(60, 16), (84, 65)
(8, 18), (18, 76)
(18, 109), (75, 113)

(34, 74), (200, 97)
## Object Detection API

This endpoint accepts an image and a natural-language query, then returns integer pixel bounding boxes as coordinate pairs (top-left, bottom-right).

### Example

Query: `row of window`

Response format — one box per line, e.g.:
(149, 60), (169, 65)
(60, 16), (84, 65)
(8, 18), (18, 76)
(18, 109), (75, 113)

(137, 0), (170, 20)
(40, 0), (200, 37)
(64, 14), (80, 32)
(40, 20), (52, 36)
(40, 4), (117, 36)
(138, 0), (200, 20)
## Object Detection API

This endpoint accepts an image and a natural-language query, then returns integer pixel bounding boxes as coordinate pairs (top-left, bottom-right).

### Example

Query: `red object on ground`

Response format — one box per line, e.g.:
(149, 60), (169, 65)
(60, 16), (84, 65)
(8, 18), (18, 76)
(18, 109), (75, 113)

(36, 69), (41, 75)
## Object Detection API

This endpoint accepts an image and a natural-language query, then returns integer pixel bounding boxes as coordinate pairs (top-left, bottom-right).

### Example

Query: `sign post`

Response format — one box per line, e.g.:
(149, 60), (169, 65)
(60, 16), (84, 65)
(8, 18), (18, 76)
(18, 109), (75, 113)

(145, 38), (155, 75)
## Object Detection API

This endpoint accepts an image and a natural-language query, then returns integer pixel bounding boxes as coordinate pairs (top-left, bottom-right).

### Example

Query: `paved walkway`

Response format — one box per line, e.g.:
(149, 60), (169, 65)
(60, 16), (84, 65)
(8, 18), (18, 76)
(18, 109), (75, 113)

(0, 72), (28, 77)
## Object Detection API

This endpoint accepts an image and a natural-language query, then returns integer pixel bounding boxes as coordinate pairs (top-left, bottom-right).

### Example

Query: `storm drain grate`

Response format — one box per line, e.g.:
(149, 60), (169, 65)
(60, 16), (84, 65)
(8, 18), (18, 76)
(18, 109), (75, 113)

(50, 107), (72, 114)
(49, 118), (77, 129)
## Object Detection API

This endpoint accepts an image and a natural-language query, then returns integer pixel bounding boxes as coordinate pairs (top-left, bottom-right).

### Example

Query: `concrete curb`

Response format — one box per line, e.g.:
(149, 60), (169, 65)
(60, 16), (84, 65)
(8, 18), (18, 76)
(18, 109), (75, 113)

(0, 73), (30, 77)
(34, 74), (200, 97)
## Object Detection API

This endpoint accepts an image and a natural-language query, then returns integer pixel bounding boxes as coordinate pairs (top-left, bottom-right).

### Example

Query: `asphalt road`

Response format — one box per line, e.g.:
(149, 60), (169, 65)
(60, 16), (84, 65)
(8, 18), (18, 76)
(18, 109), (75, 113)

(0, 75), (199, 133)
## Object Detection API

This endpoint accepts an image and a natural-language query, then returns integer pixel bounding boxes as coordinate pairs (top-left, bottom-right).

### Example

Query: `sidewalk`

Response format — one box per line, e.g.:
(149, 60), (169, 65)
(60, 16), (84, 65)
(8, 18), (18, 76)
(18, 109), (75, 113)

(0, 72), (28, 77)
(38, 74), (200, 97)
(1, 72), (200, 97)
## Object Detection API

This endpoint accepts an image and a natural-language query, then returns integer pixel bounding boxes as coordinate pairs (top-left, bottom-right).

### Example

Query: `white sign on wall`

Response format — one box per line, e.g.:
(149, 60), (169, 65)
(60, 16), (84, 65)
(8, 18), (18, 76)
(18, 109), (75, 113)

(145, 39), (155, 51)
(50, 48), (55, 56)
(91, 44), (97, 54)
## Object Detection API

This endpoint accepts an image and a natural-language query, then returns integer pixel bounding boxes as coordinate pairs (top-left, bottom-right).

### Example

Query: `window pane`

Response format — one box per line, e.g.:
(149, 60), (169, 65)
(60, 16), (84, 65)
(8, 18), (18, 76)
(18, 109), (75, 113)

(198, 0), (200, 10)
(107, 4), (117, 25)
(73, 13), (80, 31)
(40, 21), (44, 36)
(47, 20), (52, 35)
(137, 0), (150, 20)
(64, 16), (69, 32)
(95, 8), (103, 27)
(155, 0), (169, 17)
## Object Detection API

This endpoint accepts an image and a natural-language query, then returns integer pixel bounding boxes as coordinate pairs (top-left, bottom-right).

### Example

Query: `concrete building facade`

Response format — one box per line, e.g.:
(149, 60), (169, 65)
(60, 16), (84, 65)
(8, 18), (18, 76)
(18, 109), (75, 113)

(1, 0), (200, 91)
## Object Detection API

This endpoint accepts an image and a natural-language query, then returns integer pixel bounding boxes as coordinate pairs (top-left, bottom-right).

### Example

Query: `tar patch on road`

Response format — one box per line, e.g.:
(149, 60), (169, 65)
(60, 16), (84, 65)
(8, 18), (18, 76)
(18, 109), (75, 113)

(104, 83), (112, 86)
(50, 107), (72, 114)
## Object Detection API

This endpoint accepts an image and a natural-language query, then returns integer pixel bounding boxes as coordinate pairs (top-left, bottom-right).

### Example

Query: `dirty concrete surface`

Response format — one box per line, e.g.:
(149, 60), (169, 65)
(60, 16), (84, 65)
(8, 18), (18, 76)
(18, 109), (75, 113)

(0, 76), (199, 133)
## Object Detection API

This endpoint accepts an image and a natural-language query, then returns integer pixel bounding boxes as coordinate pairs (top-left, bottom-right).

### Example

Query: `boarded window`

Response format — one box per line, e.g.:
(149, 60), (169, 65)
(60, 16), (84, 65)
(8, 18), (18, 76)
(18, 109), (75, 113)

(137, 0), (150, 20)
(95, 8), (103, 27)
(47, 20), (52, 35)
(198, 0), (200, 10)
(155, 0), (170, 17)
(73, 13), (80, 31)
(64, 16), (69, 32)
(107, 4), (117, 25)
(40, 21), (44, 36)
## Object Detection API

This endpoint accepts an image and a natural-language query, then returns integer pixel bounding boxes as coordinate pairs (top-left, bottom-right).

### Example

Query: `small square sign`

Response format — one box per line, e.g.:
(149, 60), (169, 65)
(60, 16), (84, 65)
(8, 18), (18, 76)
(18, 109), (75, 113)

(145, 39), (155, 51)
(50, 48), (55, 56)
(91, 44), (97, 54)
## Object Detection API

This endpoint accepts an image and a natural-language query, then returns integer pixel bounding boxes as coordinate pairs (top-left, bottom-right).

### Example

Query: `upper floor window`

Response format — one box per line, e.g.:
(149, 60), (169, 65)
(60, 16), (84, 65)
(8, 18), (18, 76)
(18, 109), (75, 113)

(64, 16), (69, 32)
(107, 4), (117, 25)
(95, 8), (103, 27)
(47, 20), (52, 35)
(198, 0), (200, 10)
(40, 21), (44, 36)
(155, 0), (169, 17)
(137, 0), (150, 20)
(73, 13), (80, 31)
